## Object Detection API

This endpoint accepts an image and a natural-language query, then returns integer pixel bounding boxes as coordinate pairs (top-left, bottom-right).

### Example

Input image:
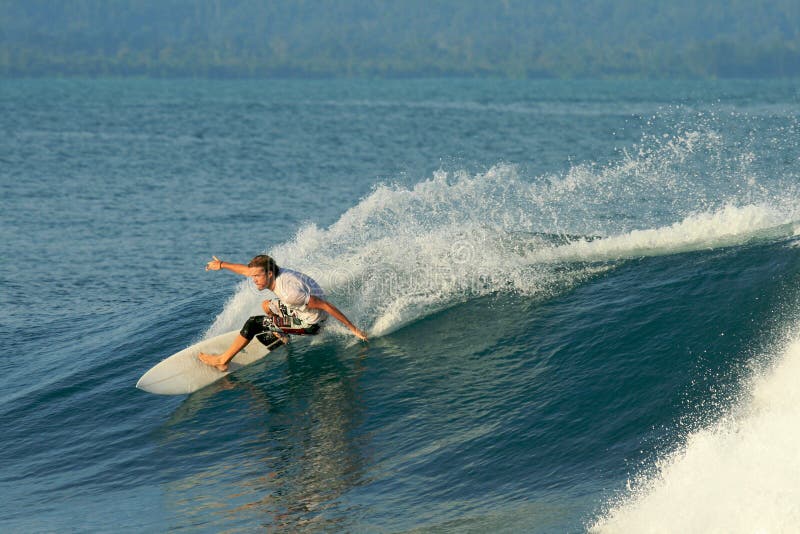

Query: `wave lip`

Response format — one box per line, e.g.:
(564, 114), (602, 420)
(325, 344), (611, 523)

(591, 333), (800, 534)
(540, 204), (795, 264)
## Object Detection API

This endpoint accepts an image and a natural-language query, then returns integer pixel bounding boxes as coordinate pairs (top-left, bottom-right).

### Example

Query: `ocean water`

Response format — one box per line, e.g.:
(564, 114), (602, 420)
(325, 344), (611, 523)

(2, 78), (800, 532)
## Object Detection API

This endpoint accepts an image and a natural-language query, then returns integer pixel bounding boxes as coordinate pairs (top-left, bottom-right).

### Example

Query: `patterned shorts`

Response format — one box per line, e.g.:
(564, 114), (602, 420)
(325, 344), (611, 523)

(239, 313), (322, 346)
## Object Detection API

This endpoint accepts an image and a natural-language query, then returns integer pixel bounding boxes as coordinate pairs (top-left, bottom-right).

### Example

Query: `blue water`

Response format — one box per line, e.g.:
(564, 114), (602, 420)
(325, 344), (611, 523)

(2, 78), (800, 532)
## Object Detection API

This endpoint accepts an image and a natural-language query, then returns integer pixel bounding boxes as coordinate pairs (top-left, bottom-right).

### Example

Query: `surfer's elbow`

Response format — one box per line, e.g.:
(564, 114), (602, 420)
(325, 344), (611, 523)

(307, 295), (331, 312)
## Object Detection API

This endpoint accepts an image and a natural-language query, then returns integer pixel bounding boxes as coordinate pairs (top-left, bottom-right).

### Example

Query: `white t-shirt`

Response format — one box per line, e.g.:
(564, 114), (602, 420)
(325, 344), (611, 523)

(268, 269), (326, 325)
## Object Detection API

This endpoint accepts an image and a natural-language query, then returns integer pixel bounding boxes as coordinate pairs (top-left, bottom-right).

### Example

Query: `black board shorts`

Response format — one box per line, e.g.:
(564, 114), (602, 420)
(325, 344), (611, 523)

(240, 314), (323, 346)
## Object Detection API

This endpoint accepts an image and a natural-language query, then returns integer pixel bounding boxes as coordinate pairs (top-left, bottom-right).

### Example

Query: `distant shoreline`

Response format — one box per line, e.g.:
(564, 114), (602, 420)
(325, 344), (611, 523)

(5, 0), (800, 80)
(3, 72), (800, 80)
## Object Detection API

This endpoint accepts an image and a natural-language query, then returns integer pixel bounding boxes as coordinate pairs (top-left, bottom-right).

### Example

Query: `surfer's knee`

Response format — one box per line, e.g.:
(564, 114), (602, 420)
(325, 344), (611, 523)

(240, 315), (268, 340)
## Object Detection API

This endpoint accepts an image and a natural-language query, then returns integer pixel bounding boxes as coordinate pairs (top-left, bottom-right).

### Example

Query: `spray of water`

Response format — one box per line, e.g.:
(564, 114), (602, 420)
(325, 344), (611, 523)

(206, 127), (799, 338)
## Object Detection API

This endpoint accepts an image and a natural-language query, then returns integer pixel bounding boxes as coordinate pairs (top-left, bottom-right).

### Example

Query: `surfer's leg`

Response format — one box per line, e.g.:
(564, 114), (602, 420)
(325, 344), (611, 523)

(198, 315), (272, 371)
(198, 334), (250, 372)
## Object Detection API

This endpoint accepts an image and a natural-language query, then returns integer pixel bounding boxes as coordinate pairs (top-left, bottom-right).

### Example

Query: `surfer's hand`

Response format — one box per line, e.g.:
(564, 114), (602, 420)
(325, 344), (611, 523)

(353, 328), (368, 341)
(206, 256), (224, 271)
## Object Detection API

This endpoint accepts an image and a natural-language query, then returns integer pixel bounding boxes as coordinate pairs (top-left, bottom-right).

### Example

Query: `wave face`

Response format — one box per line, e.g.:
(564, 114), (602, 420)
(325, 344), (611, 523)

(198, 113), (800, 531)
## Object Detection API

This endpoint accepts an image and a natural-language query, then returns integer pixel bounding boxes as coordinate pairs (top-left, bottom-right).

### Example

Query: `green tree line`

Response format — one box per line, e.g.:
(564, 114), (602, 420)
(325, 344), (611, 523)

(2, 0), (799, 78)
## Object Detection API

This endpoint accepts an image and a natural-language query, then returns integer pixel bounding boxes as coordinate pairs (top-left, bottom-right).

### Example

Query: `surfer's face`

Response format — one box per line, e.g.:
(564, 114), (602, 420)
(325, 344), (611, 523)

(249, 267), (271, 290)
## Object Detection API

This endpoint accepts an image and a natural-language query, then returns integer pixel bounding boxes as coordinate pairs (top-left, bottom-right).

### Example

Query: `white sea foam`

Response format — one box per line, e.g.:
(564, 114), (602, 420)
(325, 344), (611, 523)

(537, 203), (794, 264)
(591, 331), (800, 533)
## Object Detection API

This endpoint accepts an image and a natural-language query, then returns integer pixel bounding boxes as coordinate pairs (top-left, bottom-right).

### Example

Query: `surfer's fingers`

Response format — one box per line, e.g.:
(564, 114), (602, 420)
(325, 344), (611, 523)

(206, 255), (221, 271)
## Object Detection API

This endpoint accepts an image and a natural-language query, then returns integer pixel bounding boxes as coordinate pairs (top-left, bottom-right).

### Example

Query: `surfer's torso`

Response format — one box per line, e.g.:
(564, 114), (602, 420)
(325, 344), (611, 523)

(268, 268), (326, 324)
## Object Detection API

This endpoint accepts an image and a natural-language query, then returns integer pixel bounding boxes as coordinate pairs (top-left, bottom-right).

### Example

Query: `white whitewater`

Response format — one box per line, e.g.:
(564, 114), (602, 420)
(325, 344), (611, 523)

(592, 329), (800, 533)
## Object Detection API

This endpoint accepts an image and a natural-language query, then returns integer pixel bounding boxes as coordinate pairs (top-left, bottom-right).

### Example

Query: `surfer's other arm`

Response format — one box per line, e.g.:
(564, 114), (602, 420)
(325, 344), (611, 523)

(205, 256), (250, 276)
(307, 296), (368, 341)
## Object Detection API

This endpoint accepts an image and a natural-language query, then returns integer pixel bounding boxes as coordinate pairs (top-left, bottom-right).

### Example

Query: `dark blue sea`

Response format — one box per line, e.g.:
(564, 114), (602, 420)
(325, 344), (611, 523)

(2, 78), (800, 532)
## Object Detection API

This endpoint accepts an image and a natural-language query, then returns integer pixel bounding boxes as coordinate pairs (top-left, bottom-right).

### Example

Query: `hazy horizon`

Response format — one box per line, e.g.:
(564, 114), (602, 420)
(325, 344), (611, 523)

(2, 0), (799, 78)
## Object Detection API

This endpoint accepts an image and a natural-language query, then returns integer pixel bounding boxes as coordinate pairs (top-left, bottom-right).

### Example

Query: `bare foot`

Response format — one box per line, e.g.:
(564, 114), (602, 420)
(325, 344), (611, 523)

(198, 352), (228, 372)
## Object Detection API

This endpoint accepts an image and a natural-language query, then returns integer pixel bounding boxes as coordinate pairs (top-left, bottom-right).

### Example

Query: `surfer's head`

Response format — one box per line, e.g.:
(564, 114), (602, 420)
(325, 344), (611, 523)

(247, 255), (280, 290)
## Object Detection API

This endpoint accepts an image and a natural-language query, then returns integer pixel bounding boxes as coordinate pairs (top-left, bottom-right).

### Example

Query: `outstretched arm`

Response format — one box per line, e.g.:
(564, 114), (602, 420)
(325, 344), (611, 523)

(205, 256), (250, 276)
(307, 296), (368, 341)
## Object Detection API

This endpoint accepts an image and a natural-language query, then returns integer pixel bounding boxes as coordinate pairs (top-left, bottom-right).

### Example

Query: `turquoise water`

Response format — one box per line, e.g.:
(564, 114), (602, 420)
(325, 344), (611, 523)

(2, 79), (800, 532)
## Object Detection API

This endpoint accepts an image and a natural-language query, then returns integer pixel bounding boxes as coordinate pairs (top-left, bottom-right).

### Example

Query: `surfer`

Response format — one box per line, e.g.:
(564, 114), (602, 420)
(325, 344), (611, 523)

(198, 254), (368, 372)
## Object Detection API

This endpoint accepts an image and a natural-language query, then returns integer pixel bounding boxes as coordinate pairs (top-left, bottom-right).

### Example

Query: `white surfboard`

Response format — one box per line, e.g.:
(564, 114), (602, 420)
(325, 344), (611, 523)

(136, 330), (285, 395)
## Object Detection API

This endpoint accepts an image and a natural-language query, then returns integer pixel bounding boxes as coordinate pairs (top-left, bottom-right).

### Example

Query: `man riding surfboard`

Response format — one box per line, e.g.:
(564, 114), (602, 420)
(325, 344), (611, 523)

(198, 254), (367, 372)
